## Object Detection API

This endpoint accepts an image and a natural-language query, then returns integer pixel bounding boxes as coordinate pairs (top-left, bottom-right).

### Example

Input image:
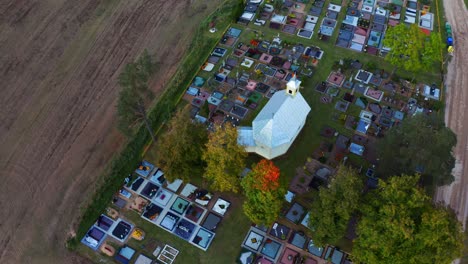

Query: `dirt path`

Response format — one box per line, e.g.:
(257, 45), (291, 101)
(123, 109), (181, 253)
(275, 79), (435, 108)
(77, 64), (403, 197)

(0, 1), (215, 263)
(435, 0), (468, 229)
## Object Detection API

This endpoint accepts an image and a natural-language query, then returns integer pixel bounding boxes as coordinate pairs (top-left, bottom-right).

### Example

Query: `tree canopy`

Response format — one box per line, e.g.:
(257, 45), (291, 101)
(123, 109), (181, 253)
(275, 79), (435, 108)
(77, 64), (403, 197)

(377, 113), (456, 186)
(202, 124), (247, 193)
(117, 50), (157, 140)
(246, 159), (280, 192)
(156, 106), (208, 182)
(272, 0), (284, 11)
(241, 160), (285, 225)
(308, 166), (363, 246)
(353, 175), (463, 264)
(383, 24), (442, 73)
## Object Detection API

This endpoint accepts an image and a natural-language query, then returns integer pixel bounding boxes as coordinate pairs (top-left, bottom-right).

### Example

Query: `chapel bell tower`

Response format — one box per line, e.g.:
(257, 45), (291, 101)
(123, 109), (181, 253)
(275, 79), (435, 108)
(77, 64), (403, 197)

(286, 73), (301, 96)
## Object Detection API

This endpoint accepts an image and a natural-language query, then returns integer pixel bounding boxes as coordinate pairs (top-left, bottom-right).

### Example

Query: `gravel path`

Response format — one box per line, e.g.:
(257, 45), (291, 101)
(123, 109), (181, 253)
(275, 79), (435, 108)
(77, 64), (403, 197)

(435, 0), (468, 230)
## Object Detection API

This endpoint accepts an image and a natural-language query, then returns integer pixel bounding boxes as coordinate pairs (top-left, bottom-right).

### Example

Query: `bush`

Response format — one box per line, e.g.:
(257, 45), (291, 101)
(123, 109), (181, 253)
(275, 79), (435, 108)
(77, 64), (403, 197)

(365, 62), (377, 72)
(318, 156), (327, 164)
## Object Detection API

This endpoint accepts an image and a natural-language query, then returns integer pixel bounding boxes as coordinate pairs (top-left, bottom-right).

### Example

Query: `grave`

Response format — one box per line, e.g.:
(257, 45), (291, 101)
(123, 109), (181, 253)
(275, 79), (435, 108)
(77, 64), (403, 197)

(335, 134), (350, 150)
(269, 222), (290, 240)
(335, 101), (350, 112)
(343, 80), (354, 89)
(368, 103), (381, 114)
(286, 203), (305, 223)
(343, 93), (355, 103)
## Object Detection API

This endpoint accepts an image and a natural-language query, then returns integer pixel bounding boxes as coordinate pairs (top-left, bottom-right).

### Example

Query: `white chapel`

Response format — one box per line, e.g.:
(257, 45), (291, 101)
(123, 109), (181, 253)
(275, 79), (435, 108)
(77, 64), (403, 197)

(237, 75), (311, 159)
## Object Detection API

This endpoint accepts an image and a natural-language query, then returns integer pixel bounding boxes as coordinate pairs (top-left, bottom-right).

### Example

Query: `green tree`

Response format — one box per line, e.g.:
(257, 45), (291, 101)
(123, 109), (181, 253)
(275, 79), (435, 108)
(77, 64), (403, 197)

(241, 160), (285, 225)
(308, 166), (363, 246)
(353, 175), (463, 264)
(243, 189), (284, 226)
(272, 0), (284, 12)
(156, 106), (208, 182)
(202, 124), (247, 192)
(383, 24), (442, 74)
(117, 50), (157, 140)
(377, 114), (456, 186)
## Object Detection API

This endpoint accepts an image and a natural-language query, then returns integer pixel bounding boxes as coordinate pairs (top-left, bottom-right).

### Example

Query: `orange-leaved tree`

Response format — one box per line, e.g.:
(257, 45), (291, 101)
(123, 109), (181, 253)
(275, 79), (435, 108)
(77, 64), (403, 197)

(241, 159), (285, 225)
(251, 159), (280, 192)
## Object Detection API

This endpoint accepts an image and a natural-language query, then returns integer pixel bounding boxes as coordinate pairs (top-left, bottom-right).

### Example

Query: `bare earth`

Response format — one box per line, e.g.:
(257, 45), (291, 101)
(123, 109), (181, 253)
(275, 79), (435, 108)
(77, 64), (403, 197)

(435, 0), (468, 229)
(0, 1), (215, 263)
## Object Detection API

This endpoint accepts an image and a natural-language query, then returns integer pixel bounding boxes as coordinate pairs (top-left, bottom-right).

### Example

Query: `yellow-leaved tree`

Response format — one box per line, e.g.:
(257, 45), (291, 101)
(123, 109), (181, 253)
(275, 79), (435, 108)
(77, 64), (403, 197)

(202, 123), (247, 193)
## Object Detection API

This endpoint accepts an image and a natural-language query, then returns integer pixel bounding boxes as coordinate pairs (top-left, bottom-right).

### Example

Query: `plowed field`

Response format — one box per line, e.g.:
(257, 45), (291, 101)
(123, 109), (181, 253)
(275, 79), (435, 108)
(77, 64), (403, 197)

(0, 1), (216, 263)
